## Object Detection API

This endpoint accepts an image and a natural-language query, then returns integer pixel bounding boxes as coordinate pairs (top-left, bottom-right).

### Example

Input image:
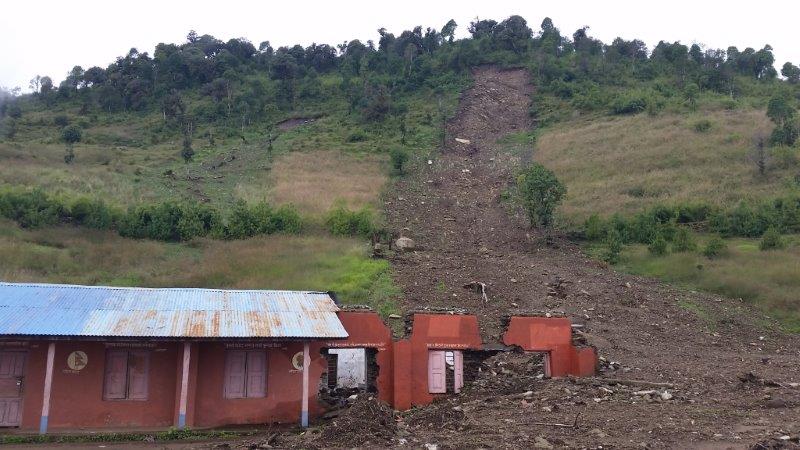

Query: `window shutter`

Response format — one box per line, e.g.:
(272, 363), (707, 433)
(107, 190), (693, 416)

(428, 350), (446, 394)
(103, 351), (128, 400)
(127, 351), (150, 400)
(224, 351), (247, 399)
(453, 350), (464, 393)
(245, 351), (267, 398)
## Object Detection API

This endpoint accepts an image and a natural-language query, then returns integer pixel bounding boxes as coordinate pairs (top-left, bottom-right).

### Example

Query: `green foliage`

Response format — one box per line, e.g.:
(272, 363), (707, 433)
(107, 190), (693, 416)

(0, 189), (300, 242)
(702, 236), (728, 259)
(517, 163), (566, 228)
(181, 132), (194, 163)
(345, 130), (367, 142)
(603, 228), (623, 264)
(389, 148), (409, 176)
(325, 204), (375, 237)
(584, 214), (605, 240)
(672, 227), (697, 252)
(610, 91), (649, 115)
(647, 234), (668, 255)
(61, 125), (82, 145)
(759, 227), (785, 250)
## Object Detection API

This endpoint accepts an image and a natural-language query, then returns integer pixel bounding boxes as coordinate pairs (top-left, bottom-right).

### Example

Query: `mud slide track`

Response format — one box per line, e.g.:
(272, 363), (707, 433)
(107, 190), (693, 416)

(384, 67), (800, 448)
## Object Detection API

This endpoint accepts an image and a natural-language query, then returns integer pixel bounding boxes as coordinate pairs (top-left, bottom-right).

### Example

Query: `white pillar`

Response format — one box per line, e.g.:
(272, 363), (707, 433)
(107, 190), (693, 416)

(177, 342), (191, 429)
(301, 342), (310, 427)
(39, 342), (56, 434)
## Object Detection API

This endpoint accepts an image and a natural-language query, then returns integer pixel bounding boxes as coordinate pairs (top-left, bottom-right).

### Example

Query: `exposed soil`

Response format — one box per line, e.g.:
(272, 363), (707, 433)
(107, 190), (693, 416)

(377, 66), (800, 448)
(276, 116), (318, 131)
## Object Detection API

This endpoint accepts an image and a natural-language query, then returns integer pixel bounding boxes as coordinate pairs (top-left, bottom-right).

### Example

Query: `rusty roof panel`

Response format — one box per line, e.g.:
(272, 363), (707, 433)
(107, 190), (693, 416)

(0, 283), (348, 339)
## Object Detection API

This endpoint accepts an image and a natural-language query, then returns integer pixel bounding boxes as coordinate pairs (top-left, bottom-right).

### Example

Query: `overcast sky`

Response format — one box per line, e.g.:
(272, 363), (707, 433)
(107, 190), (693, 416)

(1, 0), (797, 91)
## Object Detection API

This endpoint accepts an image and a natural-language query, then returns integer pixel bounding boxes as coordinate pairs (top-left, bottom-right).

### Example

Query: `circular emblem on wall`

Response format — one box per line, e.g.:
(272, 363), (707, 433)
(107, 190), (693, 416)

(67, 351), (88, 371)
(291, 352), (304, 370)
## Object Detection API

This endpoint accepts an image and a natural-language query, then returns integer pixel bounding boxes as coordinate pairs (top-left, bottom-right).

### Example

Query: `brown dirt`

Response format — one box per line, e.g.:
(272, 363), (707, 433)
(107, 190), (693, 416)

(379, 66), (800, 448)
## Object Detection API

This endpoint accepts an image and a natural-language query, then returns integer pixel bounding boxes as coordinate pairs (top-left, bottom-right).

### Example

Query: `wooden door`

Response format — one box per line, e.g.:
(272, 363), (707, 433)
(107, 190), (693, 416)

(428, 350), (446, 394)
(453, 351), (464, 393)
(0, 351), (26, 427)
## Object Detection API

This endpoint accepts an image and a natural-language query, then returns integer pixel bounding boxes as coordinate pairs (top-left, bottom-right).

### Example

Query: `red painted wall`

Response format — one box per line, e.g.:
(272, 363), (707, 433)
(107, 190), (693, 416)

(393, 314), (482, 410)
(192, 342), (326, 428)
(328, 311), (394, 405)
(19, 341), (178, 430)
(503, 316), (597, 377)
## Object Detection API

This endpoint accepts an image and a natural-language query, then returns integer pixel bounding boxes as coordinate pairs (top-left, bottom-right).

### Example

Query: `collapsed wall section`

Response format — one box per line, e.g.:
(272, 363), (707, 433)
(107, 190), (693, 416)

(502, 316), (597, 377)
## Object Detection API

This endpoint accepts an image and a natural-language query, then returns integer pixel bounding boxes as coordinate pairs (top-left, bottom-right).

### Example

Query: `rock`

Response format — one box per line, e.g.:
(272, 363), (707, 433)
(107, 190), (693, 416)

(533, 436), (554, 449)
(522, 390), (534, 398)
(589, 428), (608, 438)
(395, 237), (416, 252)
(424, 444), (439, 450)
(660, 391), (673, 401)
(347, 394), (358, 401)
(388, 314), (402, 319)
(765, 398), (787, 408)
(455, 138), (471, 144)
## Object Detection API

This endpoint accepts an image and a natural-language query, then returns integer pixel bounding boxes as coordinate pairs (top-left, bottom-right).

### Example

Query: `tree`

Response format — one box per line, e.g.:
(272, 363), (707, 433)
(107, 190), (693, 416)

(517, 163), (567, 228)
(29, 76), (42, 94)
(684, 83), (700, 110)
(39, 76), (53, 95)
(181, 125), (195, 163)
(750, 132), (769, 175)
(781, 62), (800, 83)
(441, 19), (457, 43)
(766, 95), (798, 146)
(61, 125), (81, 164)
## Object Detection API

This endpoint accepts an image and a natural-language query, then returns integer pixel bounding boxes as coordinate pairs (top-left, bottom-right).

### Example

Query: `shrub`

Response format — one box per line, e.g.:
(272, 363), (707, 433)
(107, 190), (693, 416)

(389, 148), (409, 176)
(61, 125), (82, 145)
(226, 200), (259, 239)
(516, 163), (566, 228)
(611, 92), (649, 115)
(603, 228), (623, 264)
(672, 227), (697, 252)
(759, 227), (785, 251)
(584, 214), (605, 241)
(53, 115), (70, 127)
(647, 234), (668, 256)
(0, 189), (66, 228)
(345, 130), (367, 143)
(703, 236), (728, 258)
(118, 202), (183, 241)
(325, 204), (374, 237)
(693, 119), (712, 133)
(70, 198), (115, 229)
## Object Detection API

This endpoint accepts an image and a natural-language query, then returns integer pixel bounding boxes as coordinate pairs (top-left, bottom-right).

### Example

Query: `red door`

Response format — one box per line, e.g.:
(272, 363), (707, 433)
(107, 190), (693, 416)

(0, 351), (26, 427)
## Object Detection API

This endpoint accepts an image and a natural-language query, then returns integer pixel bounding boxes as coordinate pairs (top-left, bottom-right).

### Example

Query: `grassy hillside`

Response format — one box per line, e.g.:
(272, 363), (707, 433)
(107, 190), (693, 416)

(536, 101), (800, 331)
(535, 107), (790, 223)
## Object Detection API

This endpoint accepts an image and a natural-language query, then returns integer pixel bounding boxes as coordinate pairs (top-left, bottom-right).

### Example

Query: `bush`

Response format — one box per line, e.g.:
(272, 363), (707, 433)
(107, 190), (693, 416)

(516, 163), (566, 228)
(53, 115), (70, 127)
(584, 214), (605, 241)
(389, 148), (409, 176)
(70, 198), (115, 229)
(759, 227), (785, 251)
(647, 234), (668, 256)
(611, 92), (649, 115)
(603, 228), (623, 264)
(325, 204), (374, 237)
(702, 236), (728, 258)
(672, 227), (697, 252)
(0, 189), (66, 228)
(693, 119), (712, 133)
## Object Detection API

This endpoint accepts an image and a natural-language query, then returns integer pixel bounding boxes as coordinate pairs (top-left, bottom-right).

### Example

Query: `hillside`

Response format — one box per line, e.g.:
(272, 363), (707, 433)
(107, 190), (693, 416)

(1, 14), (800, 447)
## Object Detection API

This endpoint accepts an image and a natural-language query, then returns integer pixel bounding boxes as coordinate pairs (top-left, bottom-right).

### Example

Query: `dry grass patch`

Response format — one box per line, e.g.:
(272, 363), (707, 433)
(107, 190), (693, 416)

(267, 150), (386, 216)
(535, 109), (786, 222)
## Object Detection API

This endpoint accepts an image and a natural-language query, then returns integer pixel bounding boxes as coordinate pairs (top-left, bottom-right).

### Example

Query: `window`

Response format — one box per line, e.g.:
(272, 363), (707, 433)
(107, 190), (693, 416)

(224, 351), (267, 399)
(428, 350), (463, 394)
(103, 350), (150, 401)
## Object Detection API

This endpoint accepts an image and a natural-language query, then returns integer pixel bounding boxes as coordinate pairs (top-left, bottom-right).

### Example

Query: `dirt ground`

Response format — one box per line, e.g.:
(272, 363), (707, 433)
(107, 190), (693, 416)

(376, 66), (800, 449)
(24, 67), (800, 450)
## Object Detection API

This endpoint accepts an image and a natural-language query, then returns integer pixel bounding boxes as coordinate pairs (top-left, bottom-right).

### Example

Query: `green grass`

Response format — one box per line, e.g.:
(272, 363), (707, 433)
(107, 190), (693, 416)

(603, 234), (800, 332)
(0, 220), (400, 317)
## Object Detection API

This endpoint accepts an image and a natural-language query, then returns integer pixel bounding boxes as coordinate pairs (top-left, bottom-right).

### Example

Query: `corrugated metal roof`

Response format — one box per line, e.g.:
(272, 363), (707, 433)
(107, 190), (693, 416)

(0, 282), (348, 339)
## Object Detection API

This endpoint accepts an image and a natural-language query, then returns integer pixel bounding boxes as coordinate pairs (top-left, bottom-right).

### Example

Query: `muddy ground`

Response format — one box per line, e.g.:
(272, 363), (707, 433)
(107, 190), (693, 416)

(26, 67), (799, 450)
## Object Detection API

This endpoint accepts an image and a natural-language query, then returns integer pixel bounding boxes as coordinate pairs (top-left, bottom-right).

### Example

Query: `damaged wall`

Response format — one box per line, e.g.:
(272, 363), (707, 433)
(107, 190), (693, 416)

(502, 316), (597, 377)
(393, 314), (483, 410)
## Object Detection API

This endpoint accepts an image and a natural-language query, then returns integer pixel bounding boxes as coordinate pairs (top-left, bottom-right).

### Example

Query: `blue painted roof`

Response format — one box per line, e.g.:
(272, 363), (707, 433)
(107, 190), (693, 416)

(0, 282), (348, 339)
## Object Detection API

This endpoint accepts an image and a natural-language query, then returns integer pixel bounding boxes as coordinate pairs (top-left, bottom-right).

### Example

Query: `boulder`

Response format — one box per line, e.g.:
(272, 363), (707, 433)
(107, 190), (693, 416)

(395, 236), (416, 252)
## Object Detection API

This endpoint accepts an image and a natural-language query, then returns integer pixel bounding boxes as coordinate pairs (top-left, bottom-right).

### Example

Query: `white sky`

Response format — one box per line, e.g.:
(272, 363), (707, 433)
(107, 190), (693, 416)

(1, 0), (798, 91)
